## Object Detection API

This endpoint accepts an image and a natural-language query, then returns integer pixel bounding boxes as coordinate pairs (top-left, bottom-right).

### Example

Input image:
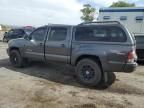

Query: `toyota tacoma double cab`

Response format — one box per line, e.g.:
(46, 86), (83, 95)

(7, 21), (137, 87)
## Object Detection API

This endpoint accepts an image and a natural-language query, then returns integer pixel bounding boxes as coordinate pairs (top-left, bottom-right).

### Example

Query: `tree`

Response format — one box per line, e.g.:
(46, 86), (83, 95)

(110, 1), (135, 7)
(80, 4), (96, 22)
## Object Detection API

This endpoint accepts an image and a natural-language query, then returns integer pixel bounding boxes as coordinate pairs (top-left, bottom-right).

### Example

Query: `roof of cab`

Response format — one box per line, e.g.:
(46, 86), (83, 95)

(40, 21), (122, 28)
(47, 24), (73, 27)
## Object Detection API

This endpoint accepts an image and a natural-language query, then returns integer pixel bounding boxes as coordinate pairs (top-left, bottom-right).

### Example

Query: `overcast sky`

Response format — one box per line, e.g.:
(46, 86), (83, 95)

(0, 0), (143, 26)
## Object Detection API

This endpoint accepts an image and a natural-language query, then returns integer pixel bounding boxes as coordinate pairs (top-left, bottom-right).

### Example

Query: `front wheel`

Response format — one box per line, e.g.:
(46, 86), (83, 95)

(9, 50), (27, 68)
(76, 59), (102, 87)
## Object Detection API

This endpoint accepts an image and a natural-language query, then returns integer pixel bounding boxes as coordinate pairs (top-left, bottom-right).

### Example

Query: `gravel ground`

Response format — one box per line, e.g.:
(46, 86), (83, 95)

(0, 42), (144, 108)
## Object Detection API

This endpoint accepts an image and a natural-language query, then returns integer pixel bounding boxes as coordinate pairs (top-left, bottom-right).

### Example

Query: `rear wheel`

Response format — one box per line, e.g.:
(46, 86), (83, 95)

(76, 59), (102, 87)
(96, 72), (116, 89)
(9, 50), (27, 68)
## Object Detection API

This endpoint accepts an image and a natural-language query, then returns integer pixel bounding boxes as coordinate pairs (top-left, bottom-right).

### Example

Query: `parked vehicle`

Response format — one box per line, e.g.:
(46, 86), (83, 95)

(135, 34), (144, 61)
(3, 27), (35, 42)
(7, 21), (137, 87)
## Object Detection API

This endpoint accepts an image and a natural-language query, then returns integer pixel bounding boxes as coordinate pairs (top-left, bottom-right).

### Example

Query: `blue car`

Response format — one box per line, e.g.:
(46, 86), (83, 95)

(3, 27), (35, 42)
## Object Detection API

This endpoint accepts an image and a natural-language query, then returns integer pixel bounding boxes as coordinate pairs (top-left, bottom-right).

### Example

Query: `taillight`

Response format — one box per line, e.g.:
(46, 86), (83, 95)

(127, 50), (137, 62)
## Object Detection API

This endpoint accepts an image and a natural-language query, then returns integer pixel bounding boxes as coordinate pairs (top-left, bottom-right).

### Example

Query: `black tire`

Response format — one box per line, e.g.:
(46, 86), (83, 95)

(9, 50), (27, 68)
(76, 59), (102, 87)
(96, 72), (116, 89)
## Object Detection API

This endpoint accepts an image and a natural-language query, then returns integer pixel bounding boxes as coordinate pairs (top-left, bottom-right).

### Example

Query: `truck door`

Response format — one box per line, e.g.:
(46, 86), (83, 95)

(24, 27), (47, 61)
(45, 26), (70, 63)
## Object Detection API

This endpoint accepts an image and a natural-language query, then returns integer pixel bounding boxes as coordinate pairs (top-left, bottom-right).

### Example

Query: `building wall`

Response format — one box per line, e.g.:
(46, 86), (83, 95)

(98, 8), (144, 35)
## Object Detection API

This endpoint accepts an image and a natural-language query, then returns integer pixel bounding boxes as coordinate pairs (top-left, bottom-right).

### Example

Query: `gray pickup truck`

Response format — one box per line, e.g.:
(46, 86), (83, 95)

(7, 21), (137, 87)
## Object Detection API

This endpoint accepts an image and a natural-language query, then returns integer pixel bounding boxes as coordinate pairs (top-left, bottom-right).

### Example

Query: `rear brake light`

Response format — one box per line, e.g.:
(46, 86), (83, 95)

(127, 50), (137, 62)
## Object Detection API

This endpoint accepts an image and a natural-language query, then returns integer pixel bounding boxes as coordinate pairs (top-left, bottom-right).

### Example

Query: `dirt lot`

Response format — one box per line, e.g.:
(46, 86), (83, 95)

(0, 42), (144, 108)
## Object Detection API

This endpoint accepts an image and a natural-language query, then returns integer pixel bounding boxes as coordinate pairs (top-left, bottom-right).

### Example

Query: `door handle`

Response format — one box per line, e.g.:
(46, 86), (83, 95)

(61, 44), (65, 47)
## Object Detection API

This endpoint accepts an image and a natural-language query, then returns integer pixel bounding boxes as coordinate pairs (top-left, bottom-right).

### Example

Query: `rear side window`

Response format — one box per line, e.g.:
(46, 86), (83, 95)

(75, 26), (127, 42)
(48, 27), (67, 41)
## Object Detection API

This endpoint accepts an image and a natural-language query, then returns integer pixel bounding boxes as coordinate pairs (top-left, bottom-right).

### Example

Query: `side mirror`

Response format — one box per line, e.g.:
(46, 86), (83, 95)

(4, 32), (8, 35)
(24, 34), (31, 40)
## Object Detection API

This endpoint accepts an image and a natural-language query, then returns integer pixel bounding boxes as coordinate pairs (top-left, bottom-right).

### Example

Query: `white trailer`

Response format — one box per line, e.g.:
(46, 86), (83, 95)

(98, 7), (144, 36)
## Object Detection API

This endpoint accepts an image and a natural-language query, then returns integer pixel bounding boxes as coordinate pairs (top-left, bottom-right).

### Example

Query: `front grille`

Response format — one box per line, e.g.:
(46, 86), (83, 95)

(136, 49), (144, 59)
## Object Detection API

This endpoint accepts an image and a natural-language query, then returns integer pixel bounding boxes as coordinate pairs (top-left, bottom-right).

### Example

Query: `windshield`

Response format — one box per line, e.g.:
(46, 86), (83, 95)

(24, 28), (35, 35)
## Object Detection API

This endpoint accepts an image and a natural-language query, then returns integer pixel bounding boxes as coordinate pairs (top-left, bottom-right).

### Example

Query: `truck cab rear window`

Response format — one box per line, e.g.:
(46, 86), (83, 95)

(75, 26), (127, 42)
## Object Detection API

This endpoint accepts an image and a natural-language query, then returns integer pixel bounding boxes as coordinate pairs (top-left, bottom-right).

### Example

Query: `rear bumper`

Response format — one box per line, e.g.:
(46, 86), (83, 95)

(123, 62), (137, 73)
